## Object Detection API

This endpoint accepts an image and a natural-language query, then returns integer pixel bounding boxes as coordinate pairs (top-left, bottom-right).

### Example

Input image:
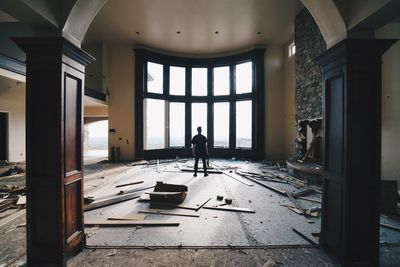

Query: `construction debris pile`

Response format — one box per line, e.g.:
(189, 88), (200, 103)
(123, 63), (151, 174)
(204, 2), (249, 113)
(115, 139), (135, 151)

(0, 184), (26, 219)
(82, 158), (329, 247)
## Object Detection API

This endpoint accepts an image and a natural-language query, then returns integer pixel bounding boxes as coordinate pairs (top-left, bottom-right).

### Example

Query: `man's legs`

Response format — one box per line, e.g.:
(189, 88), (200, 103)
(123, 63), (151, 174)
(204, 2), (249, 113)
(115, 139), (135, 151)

(194, 156), (199, 177)
(202, 156), (208, 176)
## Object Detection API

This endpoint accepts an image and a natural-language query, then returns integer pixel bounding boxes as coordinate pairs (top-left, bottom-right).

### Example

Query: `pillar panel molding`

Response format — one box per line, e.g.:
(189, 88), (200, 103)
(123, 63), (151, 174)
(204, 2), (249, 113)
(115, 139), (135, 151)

(13, 37), (94, 266)
(316, 38), (397, 266)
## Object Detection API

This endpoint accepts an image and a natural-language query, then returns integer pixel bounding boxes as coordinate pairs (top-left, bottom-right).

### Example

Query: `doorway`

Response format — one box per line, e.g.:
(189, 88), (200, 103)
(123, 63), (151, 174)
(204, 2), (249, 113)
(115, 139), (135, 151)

(0, 112), (8, 161)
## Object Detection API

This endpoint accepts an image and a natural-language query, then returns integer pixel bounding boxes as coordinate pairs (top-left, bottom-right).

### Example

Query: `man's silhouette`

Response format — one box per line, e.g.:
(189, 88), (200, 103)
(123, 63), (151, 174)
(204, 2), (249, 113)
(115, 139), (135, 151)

(191, 126), (209, 177)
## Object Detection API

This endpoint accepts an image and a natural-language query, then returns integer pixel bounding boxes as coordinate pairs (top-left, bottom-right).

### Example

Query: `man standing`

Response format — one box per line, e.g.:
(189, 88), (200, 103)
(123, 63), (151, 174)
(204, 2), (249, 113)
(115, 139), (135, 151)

(191, 126), (209, 177)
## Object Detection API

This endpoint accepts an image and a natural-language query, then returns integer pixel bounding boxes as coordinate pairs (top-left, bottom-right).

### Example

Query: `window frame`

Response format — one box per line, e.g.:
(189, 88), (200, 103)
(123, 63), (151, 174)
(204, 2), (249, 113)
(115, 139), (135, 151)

(135, 48), (265, 159)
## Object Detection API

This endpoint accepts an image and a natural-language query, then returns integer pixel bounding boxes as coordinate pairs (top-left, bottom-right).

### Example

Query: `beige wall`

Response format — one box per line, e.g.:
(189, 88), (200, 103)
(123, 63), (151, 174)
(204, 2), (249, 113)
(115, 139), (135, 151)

(84, 106), (108, 117)
(282, 41), (296, 159)
(107, 44), (135, 161)
(376, 23), (400, 188)
(0, 76), (25, 162)
(264, 46), (286, 160)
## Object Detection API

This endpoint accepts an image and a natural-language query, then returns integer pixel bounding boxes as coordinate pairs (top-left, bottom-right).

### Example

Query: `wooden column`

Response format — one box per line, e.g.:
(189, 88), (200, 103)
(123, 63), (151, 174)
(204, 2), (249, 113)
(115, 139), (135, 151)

(13, 37), (94, 266)
(316, 39), (397, 266)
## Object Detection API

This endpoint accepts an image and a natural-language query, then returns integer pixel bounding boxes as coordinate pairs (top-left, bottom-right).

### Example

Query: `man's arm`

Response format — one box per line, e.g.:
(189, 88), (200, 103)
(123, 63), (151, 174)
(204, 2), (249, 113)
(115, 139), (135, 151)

(192, 144), (196, 156)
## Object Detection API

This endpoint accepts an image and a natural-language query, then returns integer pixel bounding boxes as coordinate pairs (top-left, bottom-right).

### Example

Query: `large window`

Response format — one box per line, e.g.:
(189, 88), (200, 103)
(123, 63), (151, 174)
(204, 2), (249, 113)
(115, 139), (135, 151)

(144, 98), (165, 149)
(192, 103), (207, 137)
(147, 62), (163, 94)
(214, 102), (229, 147)
(136, 49), (264, 158)
(169, 102), (185, 147)
(192, 68), (207, 96)
(236, 100), (252, 148)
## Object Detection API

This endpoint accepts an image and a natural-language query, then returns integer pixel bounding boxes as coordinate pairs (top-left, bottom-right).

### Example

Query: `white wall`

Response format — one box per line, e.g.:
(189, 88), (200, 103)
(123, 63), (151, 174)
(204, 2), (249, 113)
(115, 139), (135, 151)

(107, 44), (135, 161)
(376, 23), (400, 188)
(0, 76), (25, 162)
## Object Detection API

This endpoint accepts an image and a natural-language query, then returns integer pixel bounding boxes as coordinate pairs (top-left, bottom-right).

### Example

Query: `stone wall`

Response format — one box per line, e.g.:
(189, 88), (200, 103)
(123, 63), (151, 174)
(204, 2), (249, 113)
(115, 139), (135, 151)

(293, 8), (326, 159)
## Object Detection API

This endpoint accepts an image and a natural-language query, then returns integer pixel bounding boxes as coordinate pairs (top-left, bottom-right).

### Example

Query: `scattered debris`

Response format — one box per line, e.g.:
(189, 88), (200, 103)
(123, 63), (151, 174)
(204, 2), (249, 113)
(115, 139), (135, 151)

(149, 182), (188, 203)
(195, 197), (212, 212)
(84, 219), (180, 226)
(138, 209), (200, 218)
(115, 181), (144, 188)
(84, 192), (143, 211)
(225, 198), (232, 204)
(107, 214), (146, 221)
(380, 223), (400, 232)
(203, 206), (255, 213)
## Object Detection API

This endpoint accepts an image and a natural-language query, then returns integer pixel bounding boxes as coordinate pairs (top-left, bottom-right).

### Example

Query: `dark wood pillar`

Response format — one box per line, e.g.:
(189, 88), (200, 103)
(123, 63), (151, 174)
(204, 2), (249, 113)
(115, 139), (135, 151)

(13, 37), (94, 266)
(316, 39), (397, 266)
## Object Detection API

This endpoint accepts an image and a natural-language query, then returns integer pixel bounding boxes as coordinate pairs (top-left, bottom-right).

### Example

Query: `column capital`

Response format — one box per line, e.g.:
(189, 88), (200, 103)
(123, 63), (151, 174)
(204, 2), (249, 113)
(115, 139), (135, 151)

(12, 37), (95, 66)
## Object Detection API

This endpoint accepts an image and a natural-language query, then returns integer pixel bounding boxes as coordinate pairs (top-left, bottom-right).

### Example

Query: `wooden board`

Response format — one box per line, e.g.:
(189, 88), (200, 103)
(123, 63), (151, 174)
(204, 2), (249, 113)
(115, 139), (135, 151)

(84, 192), (142, 211)
(221, 171), (253, 186)
(179, 168), (222, 174)
(203, 206), (255, 213)
(84, 219), (179, 226)
(138, 209), (200, 217)
(115, 181), (144, 188)
(16, 195), (26, 205)
(107, 214), (147, 221)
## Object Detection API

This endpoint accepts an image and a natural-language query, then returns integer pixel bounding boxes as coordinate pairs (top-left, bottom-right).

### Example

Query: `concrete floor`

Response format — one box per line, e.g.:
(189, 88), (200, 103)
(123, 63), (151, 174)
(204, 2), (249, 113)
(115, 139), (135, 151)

(1, 157), (400, 266)
(84, 159), (323, 247)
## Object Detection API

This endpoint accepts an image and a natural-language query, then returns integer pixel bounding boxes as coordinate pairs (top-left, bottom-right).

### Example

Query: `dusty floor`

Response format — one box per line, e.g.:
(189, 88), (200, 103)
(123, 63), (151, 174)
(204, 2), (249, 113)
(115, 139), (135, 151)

(1, 157), (400, 266)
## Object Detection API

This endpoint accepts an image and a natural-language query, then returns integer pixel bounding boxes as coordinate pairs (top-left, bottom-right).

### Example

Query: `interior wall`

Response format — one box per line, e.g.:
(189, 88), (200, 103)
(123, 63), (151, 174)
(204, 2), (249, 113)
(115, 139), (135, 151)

(376, 23), (400, 189)
(84, 105), (108, 117)
(107, 44), (135, 161)
(264, 46), (285, 160)
(282, 41), (296, 159)
(0, 76), (25, 162)
(84, 44), (103, 92)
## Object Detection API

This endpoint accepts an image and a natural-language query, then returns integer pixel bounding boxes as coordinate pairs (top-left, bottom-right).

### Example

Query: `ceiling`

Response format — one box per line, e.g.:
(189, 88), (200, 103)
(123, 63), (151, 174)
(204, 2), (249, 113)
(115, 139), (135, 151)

(83, 0), (303, 55)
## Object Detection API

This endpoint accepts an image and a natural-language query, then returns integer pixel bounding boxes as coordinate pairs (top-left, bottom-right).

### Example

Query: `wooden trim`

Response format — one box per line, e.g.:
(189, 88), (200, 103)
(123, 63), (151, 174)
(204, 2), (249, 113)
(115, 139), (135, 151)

(0, 53), (26, 76)
(84, 87), (106, 102)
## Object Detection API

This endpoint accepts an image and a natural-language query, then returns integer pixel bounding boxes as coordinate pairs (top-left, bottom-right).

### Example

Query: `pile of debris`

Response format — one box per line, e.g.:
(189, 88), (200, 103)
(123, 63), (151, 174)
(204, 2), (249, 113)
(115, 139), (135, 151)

(0, 185), (26, 217)
(0, 166), (25, 177)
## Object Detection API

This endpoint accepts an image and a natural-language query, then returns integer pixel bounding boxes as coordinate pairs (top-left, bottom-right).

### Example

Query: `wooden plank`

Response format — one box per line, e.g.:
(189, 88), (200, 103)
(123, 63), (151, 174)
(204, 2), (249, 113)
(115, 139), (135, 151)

(195, 197), (211, 212)
(115, 181), (144, 188)
(84, 192), (142, 211)
(117, 185), (155, 195)
(180, 168), (222, 174)
(16, 196), (26, 205)
(138, 209), (200, 217)
(237, 173), (285, 194)
(84, 219), (179, 226)
(0, 209), (26, 228)
(285, 189), (306, 215)
(380, 223), (400, 232)
(297, 196), (322, 203)
(145, 191), (183, 195)
(107, 214), (147, 221)
(221, 170), (253, 186)
(203, 206), (255, 213)
(292, 189), (313, 198)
